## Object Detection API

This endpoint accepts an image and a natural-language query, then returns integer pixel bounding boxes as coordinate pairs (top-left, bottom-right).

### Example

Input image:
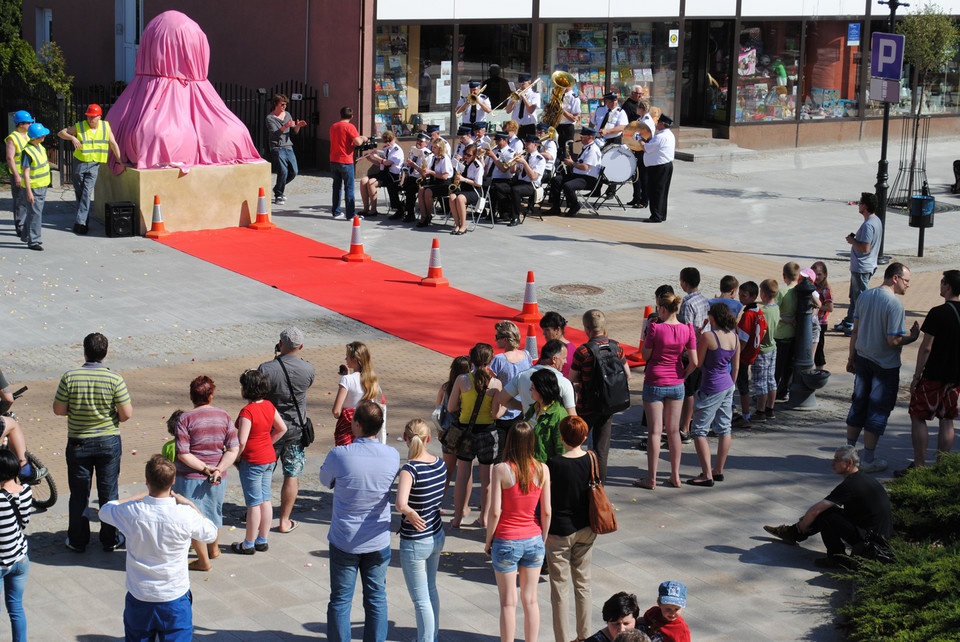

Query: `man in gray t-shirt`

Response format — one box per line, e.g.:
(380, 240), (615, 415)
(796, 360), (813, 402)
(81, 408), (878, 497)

(838, 192), (883, 330)
(844, 263), (919, 473)
(266, 93), (307, 206)
(259, 326), (315, 533)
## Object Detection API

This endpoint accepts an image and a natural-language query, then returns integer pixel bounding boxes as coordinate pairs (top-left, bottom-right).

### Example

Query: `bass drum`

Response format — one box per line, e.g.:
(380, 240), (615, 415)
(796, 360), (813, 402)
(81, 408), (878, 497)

(600, 144), (637, 183)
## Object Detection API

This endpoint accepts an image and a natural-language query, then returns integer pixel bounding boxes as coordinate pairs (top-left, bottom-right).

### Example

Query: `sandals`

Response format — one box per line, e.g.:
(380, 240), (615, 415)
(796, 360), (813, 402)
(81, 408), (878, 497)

(634, 478), (656, 490)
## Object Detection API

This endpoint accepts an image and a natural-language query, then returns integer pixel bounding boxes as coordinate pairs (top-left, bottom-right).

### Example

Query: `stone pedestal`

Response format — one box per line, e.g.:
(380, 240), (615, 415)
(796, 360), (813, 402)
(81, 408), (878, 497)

(93, 161), (272, 234)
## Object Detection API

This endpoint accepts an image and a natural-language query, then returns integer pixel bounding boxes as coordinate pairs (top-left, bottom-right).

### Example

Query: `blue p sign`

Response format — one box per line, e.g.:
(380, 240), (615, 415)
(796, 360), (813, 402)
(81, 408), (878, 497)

(871, 32), (905, 80)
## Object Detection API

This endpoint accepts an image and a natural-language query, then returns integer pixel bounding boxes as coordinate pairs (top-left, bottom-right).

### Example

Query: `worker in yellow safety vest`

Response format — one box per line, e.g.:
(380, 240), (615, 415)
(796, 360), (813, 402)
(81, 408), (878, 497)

(5, 110), (34, 238)
(57, 104), (123, 235)
(20, 123), (52, 251)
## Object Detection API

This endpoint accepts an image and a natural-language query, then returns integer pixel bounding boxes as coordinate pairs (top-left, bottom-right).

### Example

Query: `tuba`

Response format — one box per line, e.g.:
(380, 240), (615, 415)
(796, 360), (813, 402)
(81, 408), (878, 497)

(541, 71), (577, 129)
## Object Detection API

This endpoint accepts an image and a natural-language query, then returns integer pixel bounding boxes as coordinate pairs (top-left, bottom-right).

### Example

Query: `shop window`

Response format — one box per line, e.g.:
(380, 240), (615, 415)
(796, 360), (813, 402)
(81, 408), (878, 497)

(456, 24), (532, 131)
(801, 20), (862, 119)
(373, 25), (453, 136)
(736, 21), (801, 122)
(541, 23), (609, 128)
(611, 22), (679, 120)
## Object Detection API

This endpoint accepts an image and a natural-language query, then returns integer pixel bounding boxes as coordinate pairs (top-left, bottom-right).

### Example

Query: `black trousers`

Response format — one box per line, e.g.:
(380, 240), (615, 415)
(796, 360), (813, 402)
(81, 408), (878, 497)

(402, 181), (421, 215)
(632, 151), (648, 204)
(775, 338), (796, 398)
(556, 124), (575, 160)
(809, 506), (864, 556)
(508, 181), (536, 219)
(488, 179), (513, 217)
(647, 161), (673, 221)
(550, 173), (597, 212)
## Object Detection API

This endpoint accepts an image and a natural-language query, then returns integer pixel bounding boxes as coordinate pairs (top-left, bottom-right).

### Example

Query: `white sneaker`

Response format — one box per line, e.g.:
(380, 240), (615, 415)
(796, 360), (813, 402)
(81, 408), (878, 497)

(859, 458), (888, 473)
(332, 213), (346, 220)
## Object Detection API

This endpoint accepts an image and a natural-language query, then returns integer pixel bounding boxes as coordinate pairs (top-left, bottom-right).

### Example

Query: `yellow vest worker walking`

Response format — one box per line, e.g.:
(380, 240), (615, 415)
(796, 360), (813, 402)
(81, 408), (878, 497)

(20, 123), (52, 251)
(57, 104), (123, 235)
(4, 110), (34, 237)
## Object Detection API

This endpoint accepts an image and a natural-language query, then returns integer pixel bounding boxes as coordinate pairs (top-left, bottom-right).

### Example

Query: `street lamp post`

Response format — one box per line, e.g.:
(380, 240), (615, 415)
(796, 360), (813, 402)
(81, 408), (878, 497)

(875, 0), (908, 265)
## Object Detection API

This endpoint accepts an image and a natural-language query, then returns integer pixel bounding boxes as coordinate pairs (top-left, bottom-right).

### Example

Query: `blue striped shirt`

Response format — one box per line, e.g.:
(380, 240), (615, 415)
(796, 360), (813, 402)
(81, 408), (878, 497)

(399, 457), (446, 540)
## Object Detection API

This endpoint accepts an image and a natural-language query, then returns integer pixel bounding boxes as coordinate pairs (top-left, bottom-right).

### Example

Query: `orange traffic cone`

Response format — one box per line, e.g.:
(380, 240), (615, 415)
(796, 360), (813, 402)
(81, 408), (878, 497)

(421, 238), (449, 287)
(249, 187), (276, 230)
(341, 216), (371, 262)
(513, 271), (543, 324)
(626, 305), (654, 366)
(145, 195), (171, 239)
(525, 324), (539, 361)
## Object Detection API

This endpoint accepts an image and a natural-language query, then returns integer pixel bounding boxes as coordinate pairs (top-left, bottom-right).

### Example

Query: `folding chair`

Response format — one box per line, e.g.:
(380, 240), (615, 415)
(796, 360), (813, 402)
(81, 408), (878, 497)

(520, 184), (545, 224)
(468, 180), (495, 231)
(573, 176), (604, 217)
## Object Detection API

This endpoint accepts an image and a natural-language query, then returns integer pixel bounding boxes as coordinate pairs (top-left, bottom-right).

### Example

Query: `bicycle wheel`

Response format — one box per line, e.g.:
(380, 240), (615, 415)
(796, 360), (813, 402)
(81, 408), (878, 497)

(26, 452), (58, 510)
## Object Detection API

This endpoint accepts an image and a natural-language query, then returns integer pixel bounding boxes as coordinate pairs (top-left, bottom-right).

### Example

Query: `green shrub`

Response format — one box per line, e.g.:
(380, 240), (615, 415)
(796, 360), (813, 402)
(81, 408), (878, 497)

(886, 453), (960, 544)
(838, 540), (960, 641)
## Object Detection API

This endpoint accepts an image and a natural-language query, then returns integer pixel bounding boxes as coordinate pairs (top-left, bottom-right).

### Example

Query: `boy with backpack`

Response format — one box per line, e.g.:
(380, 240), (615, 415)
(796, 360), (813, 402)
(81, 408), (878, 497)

(569, 309), (632, 483)
(733, 281), (767, 427)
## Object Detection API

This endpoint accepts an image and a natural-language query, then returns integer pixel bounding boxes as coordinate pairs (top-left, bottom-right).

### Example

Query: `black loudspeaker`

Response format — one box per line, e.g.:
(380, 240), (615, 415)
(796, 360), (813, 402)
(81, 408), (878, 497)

(105, 202), (136, 237)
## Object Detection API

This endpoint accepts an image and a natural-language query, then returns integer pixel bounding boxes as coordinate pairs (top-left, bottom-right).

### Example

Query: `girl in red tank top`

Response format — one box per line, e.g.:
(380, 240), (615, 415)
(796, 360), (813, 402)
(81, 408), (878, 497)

(485, 422), (552, 642)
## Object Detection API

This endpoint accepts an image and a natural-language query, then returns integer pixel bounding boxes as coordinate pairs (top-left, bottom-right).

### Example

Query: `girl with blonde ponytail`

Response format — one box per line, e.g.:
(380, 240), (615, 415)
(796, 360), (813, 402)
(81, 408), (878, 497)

(396, 418), (447, 641)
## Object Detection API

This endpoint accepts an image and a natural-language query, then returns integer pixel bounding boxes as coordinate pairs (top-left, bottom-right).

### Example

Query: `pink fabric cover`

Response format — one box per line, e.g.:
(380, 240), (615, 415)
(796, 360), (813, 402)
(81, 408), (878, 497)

(107, 11), (263, 171)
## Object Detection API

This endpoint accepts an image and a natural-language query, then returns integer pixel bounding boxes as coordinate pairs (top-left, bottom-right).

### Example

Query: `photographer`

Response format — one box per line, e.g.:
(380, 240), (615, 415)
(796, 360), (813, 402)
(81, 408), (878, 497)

(329, 107), (368, 220)
(258, 327), (315, 534)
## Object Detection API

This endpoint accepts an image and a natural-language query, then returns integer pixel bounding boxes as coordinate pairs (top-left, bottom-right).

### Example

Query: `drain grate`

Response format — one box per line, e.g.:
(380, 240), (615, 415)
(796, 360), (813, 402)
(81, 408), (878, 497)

(550, 284), (604, 296)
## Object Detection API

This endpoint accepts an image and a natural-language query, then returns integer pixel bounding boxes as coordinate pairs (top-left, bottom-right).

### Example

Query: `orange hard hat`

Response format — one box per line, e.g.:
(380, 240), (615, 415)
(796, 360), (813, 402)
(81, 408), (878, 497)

(85, 104), (102, 117)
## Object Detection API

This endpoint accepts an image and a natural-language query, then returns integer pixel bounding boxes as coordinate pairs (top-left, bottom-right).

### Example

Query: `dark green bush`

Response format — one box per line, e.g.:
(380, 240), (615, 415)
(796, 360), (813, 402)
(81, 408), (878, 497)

(838, 454), (960, 640)
(886, 453), (960, 544)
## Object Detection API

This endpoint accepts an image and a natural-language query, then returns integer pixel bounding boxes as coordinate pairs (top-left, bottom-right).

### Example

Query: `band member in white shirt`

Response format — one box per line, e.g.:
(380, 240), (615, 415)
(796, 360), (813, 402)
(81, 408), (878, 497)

(592, 92), (629, 199)
(358, 130), (405, 218)
(417, 138), (453, 228)
(507, 74), (540, 139)
(488, 131), (517, 219)
(556, 86), (581, 160)
(396, 132), (433, 222)
(639, 114), (676, 223)
(456, 81), (492, 125)
(453, 125), (475, 162)
(502, 135), (547, 227)
(472, 121), (491, 149)
(426, 124), (452, 158)
(504, 120), (524, 155)
(536, 122), (558, 185)
(546, 126), (602, 217)
(448, 143), (485, 235)
(626, 95), (657, 209)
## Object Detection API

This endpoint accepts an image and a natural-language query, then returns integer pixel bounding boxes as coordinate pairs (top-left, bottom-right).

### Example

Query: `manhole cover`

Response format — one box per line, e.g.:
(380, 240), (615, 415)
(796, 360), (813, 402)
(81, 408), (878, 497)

(550, 284), (604, 296)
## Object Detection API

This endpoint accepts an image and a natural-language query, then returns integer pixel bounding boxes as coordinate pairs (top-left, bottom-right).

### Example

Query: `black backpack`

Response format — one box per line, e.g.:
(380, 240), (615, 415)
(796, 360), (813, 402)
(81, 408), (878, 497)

(585, 339), (631, 415)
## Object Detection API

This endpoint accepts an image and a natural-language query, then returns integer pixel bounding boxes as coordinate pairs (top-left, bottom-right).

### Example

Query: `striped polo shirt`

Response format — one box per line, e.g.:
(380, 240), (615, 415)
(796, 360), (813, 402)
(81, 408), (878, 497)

(399, 457), (446, 540)
(54, 362), (131, 438)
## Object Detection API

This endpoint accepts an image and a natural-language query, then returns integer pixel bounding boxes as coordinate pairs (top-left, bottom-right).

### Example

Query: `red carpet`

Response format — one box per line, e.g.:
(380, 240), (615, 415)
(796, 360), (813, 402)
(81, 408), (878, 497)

(158, 227), (628, 358)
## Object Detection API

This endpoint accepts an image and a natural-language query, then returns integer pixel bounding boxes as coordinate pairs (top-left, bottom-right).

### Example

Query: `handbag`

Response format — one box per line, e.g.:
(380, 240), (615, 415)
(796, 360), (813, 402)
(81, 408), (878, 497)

(586, 450), (617, 534)
(431, 390), (455, 433)
(439, 378), (487, 450)
(276, 356), (315, 448)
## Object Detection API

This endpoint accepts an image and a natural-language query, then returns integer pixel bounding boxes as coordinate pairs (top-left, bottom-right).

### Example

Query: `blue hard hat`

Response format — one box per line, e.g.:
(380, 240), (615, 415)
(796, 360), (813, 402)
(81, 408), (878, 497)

(27, 123), (50, 139)
(14, 110), (34, 124)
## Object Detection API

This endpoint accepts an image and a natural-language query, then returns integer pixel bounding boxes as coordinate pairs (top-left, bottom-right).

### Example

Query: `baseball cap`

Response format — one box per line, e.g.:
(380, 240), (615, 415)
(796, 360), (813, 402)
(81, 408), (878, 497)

(279, 326), (304, 348)
(658, 581), (686, 608)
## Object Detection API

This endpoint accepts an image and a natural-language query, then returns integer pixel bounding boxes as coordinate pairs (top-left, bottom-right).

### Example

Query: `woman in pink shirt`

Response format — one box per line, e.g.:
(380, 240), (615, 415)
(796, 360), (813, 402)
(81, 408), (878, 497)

(485, 422), (552, 642)
(637, 292), (699, 489)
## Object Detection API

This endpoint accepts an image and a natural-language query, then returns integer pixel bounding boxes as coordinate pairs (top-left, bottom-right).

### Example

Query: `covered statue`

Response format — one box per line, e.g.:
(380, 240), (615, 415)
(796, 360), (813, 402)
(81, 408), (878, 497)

(108, 10), (263, 172)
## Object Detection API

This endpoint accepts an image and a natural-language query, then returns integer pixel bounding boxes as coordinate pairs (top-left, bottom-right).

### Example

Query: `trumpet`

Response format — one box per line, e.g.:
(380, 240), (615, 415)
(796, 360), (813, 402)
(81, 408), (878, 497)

(476, 144), (492, 159)
(465, 85), (487, 105)
(500, 152), (524, 170)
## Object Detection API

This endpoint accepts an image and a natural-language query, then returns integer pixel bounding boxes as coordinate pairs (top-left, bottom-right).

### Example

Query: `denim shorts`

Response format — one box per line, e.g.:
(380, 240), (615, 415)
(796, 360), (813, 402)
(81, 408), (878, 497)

(172, 477), (226, 529)
(642, 383), (685, 403)
(238, 460), (274, 507)
(491, 535), (545, 573)
(273, 442), (305, 478)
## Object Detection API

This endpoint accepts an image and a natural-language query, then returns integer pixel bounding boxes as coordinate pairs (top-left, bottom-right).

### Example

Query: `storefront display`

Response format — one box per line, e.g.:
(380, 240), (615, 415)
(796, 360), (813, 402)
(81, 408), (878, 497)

(801, 20), (862, 119)
(541, 23), (607, 128)
(736, 21), (801, 122)
(611, 22), (678, 120)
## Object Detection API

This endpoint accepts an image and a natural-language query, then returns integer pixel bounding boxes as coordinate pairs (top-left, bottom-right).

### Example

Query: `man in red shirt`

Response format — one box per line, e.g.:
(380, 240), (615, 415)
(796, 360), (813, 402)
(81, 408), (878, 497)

(329, 107), (367, 220)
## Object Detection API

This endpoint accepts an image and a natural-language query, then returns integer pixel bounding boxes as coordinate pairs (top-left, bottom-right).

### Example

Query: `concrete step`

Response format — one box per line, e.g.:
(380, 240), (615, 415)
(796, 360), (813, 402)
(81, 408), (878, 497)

(675, 142), (760, 162)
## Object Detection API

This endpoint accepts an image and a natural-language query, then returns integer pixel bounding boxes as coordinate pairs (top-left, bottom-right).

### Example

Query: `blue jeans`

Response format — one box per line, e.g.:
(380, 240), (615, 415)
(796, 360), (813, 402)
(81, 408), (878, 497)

(272, 148), (299, 198)
(66, 434), (122, 549)
(844, 271), (874, 324)
(400, 532), (445, 642)
(20, 186), (45, 246)
(327, 543), (390, 642)
(331, 162), (356, 217)
(846, 355), (900, 435)
(123, 590), (193, 642)
(73, 160), (99, 224)
(0, 557), (28, 642)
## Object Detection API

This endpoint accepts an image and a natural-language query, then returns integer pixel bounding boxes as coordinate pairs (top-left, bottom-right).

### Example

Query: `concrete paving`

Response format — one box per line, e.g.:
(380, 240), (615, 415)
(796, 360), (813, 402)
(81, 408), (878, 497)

(3, 136), (960, 640)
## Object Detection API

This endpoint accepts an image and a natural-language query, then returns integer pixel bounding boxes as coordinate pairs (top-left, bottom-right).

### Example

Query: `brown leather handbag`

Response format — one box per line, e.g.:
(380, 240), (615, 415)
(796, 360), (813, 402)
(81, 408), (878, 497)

(587, 450), (617, 534)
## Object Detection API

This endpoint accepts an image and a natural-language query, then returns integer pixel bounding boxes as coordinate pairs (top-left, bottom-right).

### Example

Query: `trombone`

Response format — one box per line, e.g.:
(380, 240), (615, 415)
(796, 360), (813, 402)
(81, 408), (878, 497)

(493, 78), (539, 112)
(464, 84), (487, 105)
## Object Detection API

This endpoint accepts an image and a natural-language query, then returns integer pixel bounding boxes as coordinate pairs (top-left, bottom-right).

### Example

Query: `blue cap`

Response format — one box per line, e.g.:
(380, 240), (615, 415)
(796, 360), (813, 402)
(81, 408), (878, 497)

(580, 126), (597, 137)
(27, 123), (50, 139)
(14, 110), (34, 124)
(524, 135), (539, 144)
(457, 125), (472, 136)
(493, 132), (509, 141)
(536, 123), (549, 131)
(519, 74), (531, 82)
(471, 121), (487, 132)
(426, 124), (440, 133)
(468, 81), (481, 89)
(416, 132), (430, 142)
(658, 581), (686, 608)
(659, 114), (674, 126)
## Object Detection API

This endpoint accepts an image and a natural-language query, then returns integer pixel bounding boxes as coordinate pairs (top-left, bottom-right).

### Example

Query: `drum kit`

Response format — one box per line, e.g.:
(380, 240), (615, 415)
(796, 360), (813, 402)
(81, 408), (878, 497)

(600, 145), (637, 184)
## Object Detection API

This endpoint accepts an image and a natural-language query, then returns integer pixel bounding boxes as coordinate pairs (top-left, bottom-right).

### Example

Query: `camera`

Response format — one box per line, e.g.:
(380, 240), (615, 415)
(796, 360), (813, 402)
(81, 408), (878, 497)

(358, 140), (379, 152)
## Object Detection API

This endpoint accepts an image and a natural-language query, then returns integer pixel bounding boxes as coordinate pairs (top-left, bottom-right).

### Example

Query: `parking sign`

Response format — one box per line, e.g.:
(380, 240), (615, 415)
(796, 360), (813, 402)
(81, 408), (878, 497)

(871, 32), (905, 81)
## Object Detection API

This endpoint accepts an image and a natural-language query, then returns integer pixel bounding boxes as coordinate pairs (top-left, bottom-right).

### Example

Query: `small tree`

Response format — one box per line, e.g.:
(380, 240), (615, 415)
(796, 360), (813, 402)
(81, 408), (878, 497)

(897, 4), (960, 196)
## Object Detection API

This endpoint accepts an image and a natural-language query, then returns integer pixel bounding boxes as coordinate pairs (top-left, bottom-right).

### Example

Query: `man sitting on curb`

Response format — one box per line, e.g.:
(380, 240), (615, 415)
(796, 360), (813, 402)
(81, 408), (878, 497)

(763, 445), (892, 569)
